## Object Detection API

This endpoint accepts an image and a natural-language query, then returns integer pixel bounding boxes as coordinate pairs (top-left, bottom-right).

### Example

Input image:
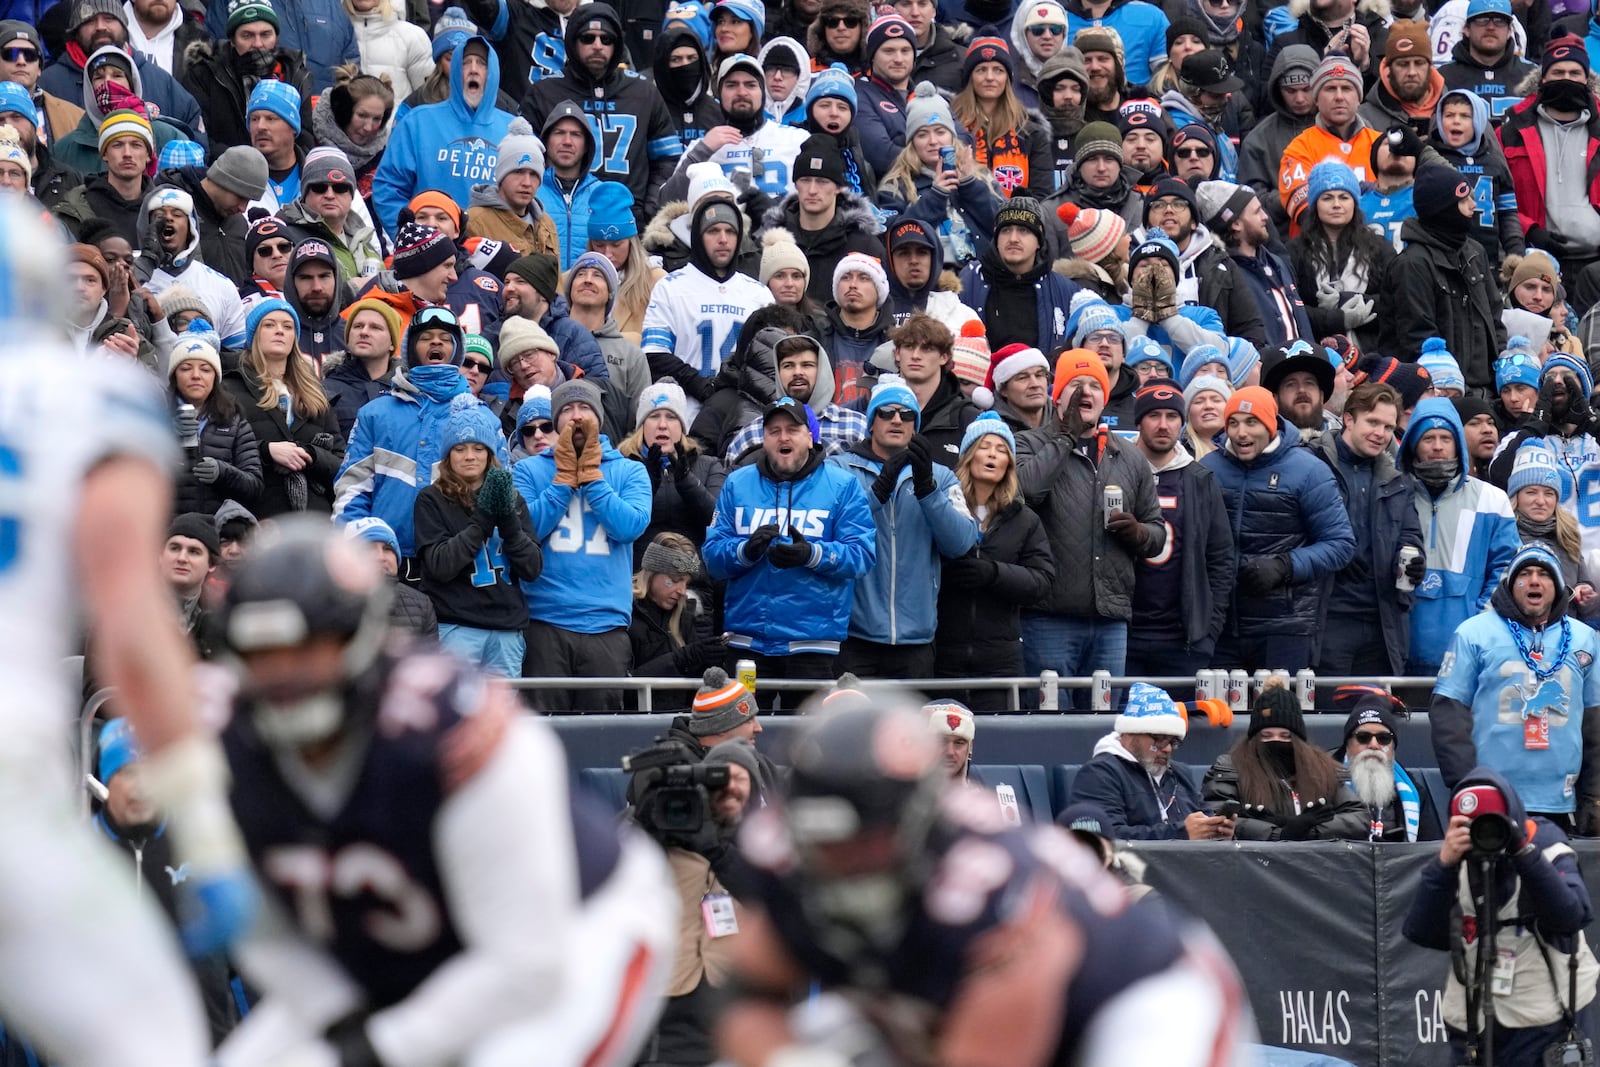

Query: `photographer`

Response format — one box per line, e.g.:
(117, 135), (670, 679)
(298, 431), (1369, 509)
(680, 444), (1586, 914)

(631, 738), (762, 1067)
(1403, 769), (1600, 1067)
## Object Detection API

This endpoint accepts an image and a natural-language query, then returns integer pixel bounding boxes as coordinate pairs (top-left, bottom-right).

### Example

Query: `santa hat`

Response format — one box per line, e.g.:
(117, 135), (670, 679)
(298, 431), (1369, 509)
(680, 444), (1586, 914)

(973, 342), (1050, 410)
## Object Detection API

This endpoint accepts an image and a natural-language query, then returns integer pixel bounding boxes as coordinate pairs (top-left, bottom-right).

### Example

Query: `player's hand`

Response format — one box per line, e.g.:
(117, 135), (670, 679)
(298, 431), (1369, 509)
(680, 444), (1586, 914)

(181, 869), (259, 957)
(1439, 814), (1472, 866)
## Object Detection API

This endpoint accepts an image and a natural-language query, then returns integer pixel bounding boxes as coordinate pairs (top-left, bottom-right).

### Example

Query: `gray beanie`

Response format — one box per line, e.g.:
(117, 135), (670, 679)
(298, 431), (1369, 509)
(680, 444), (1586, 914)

(158, 284), (211, 324)
(550, 377), (604, 422)
(703, 739), (762, 795)
(207, 145), (268, 201)
(689, 667), (758, 737)
(641, 535), (701, 577)
(496, 117), (545, 184)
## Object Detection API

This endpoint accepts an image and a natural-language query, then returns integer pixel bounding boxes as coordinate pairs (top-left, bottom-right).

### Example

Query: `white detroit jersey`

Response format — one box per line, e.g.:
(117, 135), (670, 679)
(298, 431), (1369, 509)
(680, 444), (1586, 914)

(640, 265), (774, 377)
(0, 351), (175, 741)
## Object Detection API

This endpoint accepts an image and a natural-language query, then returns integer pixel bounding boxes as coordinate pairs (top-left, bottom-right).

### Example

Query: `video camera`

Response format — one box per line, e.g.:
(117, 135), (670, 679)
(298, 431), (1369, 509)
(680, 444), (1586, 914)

(1451, 785), (1518, 855)
(623, 740), (730, 843)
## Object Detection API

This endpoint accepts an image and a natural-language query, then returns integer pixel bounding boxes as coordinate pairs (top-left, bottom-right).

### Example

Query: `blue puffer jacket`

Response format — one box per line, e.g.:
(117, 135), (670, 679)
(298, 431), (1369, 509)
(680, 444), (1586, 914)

(511, 437), (653, 633)
(830, 444), (978, 644)
(333, 360), (507, 558)
(1399, 397), (1519, 671)
(703, 450), (878, 656)
(1200, 418), (1355, 638)
(535, 100), (602, 269)
(853, 76), (910, 178)
(372, 35), (516, 238)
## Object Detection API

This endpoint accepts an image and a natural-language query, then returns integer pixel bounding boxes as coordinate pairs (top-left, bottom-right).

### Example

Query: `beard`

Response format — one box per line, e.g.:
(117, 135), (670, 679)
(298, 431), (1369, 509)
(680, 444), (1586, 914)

(1088, 81), (1119, 109)
(1349, 750), (1397, 809)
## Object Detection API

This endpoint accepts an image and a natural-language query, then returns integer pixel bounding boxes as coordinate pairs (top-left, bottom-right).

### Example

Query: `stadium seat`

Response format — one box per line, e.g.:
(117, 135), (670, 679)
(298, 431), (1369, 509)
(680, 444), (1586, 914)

(969, 765), (1053, 822)
(577, 767), (631, 814)
(1049, 764), (1080, 815)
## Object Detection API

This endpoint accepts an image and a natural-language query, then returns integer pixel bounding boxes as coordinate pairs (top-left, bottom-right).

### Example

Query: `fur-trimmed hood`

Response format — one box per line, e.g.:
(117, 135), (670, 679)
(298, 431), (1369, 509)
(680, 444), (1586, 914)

(758, 36), (813, 124)
(759, 186), (880, 234)
(805, 0), (871, 61)
(643, 200), (691, 253)
(1511, 66), (1600, 98)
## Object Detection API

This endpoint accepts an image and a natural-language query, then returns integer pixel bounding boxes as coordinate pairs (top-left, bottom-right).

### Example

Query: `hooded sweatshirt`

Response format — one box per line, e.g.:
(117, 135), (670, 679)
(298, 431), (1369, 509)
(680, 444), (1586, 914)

(372, 34), (515, 238)
(136, 185), (248, 348)
(1428, 88), (1524, 265)
(52, 45), (193, 176)
(1238, 45), (1319, 227)
(758, 37), (813, 126)
(535, 99), (604, 269)
(283, 239), (349, 364)
(652, 25), (721, 152)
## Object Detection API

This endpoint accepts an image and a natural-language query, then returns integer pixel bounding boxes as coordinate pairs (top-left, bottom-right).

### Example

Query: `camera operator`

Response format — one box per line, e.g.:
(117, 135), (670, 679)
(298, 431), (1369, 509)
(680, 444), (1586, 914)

(633, 739), (762, 1067)
(1403, 768), (1600, 1067)
(640, 667), (781, 799)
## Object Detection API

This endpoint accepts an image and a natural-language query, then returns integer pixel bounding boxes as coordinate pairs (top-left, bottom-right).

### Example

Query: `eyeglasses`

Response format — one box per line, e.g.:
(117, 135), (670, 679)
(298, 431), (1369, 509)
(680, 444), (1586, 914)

(823, 14), (862, 26)
(306, 182), (352, 195)
(578, 32), (616, 44)
(1174, 146), (1213, 159)
(521, 421), (554, 436)
(1150, 198), (1191, 213)
(255, 241), (293, 256)
(1147, 736), (1183, 750)
(874, 407), (914, 423)
(1085, 329), (1123, 346)
(1353, 731), (1395, 746)
(1027, 23), (1064, 35)
(463, 358), (492, 373)
(1, 47), (38, 63)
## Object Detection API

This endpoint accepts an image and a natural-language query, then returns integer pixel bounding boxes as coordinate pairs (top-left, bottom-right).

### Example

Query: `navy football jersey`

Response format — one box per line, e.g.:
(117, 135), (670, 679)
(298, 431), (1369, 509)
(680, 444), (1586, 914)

(739, 793), (1187, 1064)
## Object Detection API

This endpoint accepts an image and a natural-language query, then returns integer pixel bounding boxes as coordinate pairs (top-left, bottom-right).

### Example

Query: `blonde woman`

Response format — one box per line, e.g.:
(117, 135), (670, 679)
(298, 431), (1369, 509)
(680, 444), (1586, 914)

(1183, 373), (1231, 458)
(222, 298), (345, 517)
(587, 220), (664, 341)
(629, 532), (726, 688)
(1507, 443), (1599, 621)
(936, 412), (1054, 709)
(951, 38), (1054, 198)
(618, 381), (727, 566)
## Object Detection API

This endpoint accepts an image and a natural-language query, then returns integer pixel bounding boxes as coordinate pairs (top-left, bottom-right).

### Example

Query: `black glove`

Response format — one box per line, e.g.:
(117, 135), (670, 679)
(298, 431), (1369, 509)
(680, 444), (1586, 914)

(671, 442), (695, 483)
(1402, 548), (1426, 586)
(767, 524), (812, 568)
(191, 456), (221, 484)
(1059, 384), (1089, 439)
(643, 444), (665, 489)
(870, 451), (911, 504)
(323, 1011), (381, 1067)
(906, 434), (936, 498)
(944, 556), (996, 590)
(1569, 386), (1600, 436)
(1339, 553), (1371, 584)
(1278, 810), (1322, 842)
(1105, 509), (1148, 552)
(1239, 554), (1293, 594)
(743, 523), (780, 562)
(675, 635), (728, 673)
(1524, 377), (1561, 438)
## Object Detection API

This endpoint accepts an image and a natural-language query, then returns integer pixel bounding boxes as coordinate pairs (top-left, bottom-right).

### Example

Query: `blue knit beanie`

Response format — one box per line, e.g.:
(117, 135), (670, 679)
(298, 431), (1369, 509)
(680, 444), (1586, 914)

(1416, 337), (1465, 394)
(98, 717), (140, 785)
(866, 373), (921, 430)
(1544, 351), (1595, 401)
(1125, 334), (1172, 374)
(343, 516), (400, 555)
(1178, 343), (1228, 387)
(1073, 302), (1123, 346)
(587, 182), (638, 241)
(959, 410), (1015, 457)
(1226, 337), (1260, 387)
(806, 62), (857, 114)
(245, 297), (299, 345)
(247, 79), (302, 134)
(1495, 336), (1541, 391)
(442, 393), (503, 453)
(1306, 160), (1360, 208)
(1507, 444), (1563, 499)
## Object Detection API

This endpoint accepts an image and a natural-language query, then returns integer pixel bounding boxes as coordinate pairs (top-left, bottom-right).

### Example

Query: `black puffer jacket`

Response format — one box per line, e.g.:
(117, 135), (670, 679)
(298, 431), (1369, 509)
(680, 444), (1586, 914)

(761, 189), (886, 307)
(1202, 751), (1371, 842)
(935, 497), (1054, 677)
(627, 446), (728, 567)
(629, 595), (718, 687)
(1015, 427), (1165, 619)
(221, 365), (345, 517)
(172, 405), (264, 517)
(179, 40), (315, 163)
(917, 370), (979, 469)
(389, 582), (439, 639)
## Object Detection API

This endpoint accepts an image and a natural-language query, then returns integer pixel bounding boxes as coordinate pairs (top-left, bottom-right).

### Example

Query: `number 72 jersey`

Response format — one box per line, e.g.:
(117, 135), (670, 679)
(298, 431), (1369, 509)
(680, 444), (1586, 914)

(640, 263), (774, 378)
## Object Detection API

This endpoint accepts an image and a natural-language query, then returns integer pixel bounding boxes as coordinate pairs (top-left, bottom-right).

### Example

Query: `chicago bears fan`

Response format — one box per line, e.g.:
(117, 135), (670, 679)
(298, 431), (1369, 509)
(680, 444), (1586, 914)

(208, 519), (677, 1067)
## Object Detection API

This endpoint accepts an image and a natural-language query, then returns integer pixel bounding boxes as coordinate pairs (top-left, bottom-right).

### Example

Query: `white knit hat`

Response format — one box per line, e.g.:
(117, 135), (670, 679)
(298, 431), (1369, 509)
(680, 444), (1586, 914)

(636, 378), (691, 428)
(169, 336), (222, 378)
(686, 161), (736, 212)
(833, 252), (889, 307)
(1113, 682), (1188, 738)
(927, 701), (975, 740)
(497, 315), (558, 368)
(759, 227), (810, 284)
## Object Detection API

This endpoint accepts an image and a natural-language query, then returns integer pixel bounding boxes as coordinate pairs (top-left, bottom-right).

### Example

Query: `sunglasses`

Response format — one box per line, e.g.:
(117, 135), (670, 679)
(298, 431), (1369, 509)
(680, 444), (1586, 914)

(256, 241), (293, 256)
(463, 358), (492, 373)
(1353, 730), (1395, 746)
(307, 182), (352, 195)
(1469, 13), (1511, 23)
(1174, 146), (1213, 159)
(823, 14), (861, 26)
(521, 421), (554, 436)
(1027, 23), (1064, 35)
(874, 407), (914, 423)
(1, 46), (37, 63)
(578, 31), (615, 44)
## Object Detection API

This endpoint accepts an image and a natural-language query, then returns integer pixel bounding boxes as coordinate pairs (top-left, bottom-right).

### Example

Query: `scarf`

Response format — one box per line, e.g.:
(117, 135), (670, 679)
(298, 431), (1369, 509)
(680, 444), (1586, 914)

(310, 94), (388, 172)
(1394, 761), (1422, 842)
(1518, 514), (1558, 540)
(408, 363), (469, 402)
(1188, 0), (1244, 43)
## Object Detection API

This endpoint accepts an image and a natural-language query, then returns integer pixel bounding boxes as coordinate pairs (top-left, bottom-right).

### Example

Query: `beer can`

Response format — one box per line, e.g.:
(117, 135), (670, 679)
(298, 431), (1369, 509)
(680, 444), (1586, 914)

(1195, 668), (1221, 702)
(1039, 669), (1060, 711)
(735, 658), (757, 693)
(1227, 669), (1249, 712)
(1090, 669), (1112, 711)
(939, 145), (956, 172)
(1103, 484), (1123, 528)
(1396, 545), (1422, 592)
(1295, 668), (1316, 711)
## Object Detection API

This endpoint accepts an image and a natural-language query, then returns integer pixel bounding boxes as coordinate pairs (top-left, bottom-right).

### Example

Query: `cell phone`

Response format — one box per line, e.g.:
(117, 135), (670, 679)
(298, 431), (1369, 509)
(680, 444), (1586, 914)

(1215, 800), (1242, 818)
(940, 145), (957, 173)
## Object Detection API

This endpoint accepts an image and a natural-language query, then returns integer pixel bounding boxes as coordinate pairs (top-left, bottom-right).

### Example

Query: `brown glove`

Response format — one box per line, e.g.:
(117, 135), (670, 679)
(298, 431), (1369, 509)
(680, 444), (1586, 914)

(576, 424), (604, 485)
(1129, 261), (1161, 323)
(553, 423), (581, 487)
(1148, 261), (1179, 320)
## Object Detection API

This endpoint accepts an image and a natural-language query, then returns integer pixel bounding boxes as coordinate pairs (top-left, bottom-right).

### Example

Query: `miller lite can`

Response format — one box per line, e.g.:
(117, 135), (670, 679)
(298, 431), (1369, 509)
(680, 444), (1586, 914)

(1195, 669), (1222, 702)
(1295, 668), (1316, 711)
(1227, 669), (1249, 711)
(1103, 484), (1123, 528)
(1090, 670), (1112, 711)
(1396, 545), (1422, 592)
(735, 659), (757, 693)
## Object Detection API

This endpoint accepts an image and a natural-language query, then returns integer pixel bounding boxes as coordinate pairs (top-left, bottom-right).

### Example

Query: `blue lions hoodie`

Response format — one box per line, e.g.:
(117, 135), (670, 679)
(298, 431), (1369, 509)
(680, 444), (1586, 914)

(373, 34), (516, 238)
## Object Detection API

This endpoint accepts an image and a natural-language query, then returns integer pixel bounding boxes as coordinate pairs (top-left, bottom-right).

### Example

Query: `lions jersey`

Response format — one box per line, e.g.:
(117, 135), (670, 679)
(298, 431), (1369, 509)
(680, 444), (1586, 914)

(738, 796), (1189, 1064)
(0, 353), (174, 746)
(219, 652), (622, 1008)
(641, 265), (774, 378)
(699, 122), (810, 198)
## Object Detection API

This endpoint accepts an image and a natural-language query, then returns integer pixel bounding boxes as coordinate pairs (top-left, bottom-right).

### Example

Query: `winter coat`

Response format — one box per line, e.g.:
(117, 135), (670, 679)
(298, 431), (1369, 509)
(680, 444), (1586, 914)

(625, 445), (727, 564)
(52, 77), (194, 177)
(203, 0), (359, 90)
(831, 442), (978, 644)
(1497, 91), (1600, 250)
(179, 39), (315, 159)
(535, 100), (606, 270)
(1430, 88), (1526, 265)
(1202, 751), (1371, 841)
(136, 188), (249, 347)
(221, 364), (345, 517)
(641, 199), (764, 278)
(349, 268), (511, 359)
(958, 255), (1082, 355)
(1288, 228), (1395, 352)
(760, 190), (885, 306)
(321, 350), (394, 439)
(1172, 226), (1269, 349)
(333, 363), (508, 558)
(963, 107), (1057, 198)
(882, 216), (983, 332)
(1239, 45), (1320, 231)
(1200, 418), (1357, 640)
(345, 0), (433, 101)
(171, 404), (263, 516)
(1263, 0), (1391, 93)
(915, 371), (979, 468)
(372, 34), (516, 239)
(854, 75), (913, 176)
(1133, 451), (1235, 652)
(519, 3), (683, 225)
(52, 174), (148, 246)
(934, 496), (1053, 674)
(1227, 241), (1314, 350)
(912, 24), (967, 94)
(629, 594), (716, 682)
(1071, 735), (1206, 840)
(1305, 428), (1424, 674)
(153, 165), (254, 289)
(1438, 38), (1536, 123)
(277, 198), (385, 284)
(30, 142), (78, 211)
(511, 434), (654, 633)
(1378, 217), (1507, 387)
(703, 449), (878, 655)
(413, 480), (542, 631)
(876, 167), (1004, 267)
(39, 49), (205, 150)
(1015, 426), (1166, 620)
(464, 182), (560, 259)
(1400, 398), (1519, 670)
(1063, 0), (1169, 84)
(389, 580), (439, 638)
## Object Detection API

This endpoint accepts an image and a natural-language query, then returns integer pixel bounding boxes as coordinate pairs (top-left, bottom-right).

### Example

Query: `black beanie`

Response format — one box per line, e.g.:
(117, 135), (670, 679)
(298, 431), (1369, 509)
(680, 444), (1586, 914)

(1248, 681), (1307, 740)
(1413, 164), (1471, 223)
(168, 512), (221, 561)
